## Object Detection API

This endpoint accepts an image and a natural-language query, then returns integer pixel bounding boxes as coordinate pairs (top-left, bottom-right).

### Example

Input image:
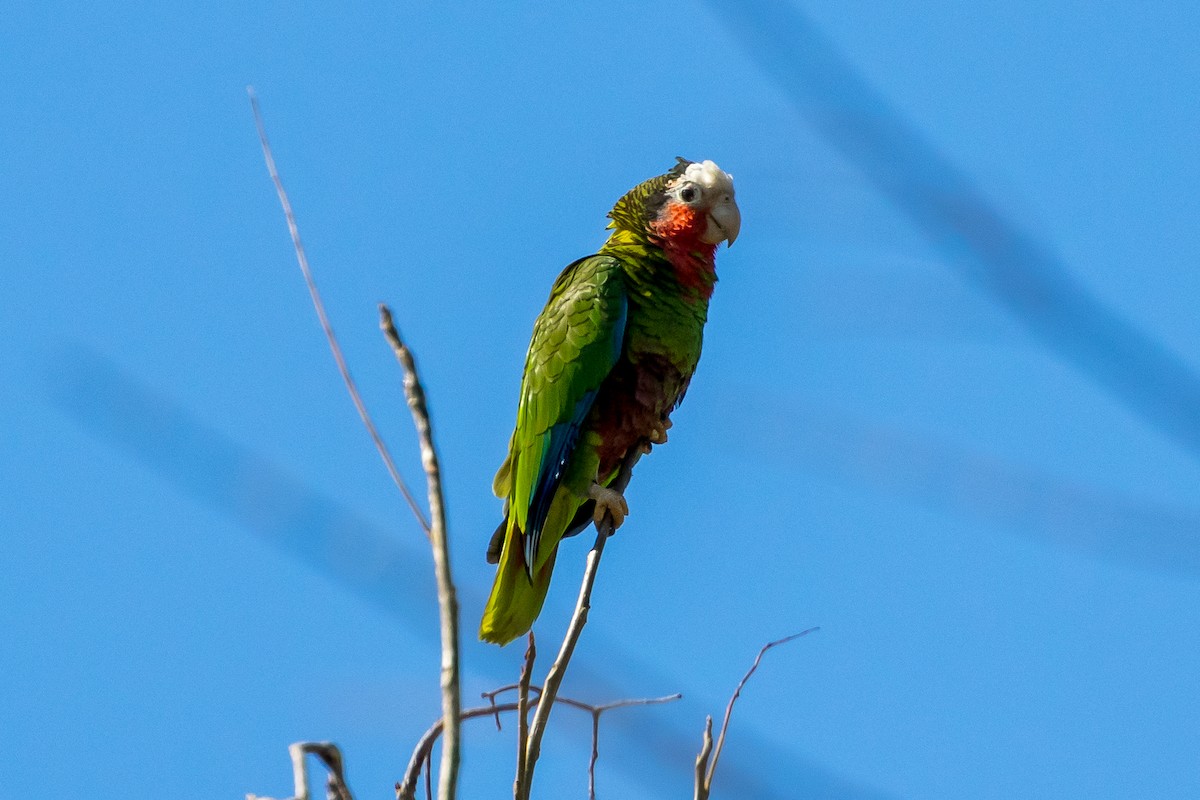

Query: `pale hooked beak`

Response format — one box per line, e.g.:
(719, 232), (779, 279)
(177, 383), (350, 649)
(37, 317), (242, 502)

(703, 199), (741, 247)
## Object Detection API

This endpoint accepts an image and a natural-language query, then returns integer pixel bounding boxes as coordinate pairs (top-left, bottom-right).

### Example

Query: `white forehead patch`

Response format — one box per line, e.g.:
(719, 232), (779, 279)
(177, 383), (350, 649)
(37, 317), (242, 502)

(683, 159), (735, 198)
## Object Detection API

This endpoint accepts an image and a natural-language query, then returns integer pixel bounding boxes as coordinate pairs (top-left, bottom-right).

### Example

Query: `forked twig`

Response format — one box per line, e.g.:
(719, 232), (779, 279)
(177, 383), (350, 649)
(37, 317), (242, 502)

(398, 704), (528, 800)
(694, 628), (819, 799)
(583, 695), (683, 800)
(380, 305), (461, 800)
(247, 86), (431, 536)
(399, 686), (681, 800)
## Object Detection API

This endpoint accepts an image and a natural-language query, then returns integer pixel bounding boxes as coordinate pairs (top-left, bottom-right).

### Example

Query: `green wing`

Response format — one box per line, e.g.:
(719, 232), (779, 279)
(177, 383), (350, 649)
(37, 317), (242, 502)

(496, 255), (628, 573)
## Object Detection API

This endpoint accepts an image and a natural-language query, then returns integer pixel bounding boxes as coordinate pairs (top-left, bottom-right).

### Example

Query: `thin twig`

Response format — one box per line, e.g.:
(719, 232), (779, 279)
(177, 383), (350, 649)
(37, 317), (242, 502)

(520, 457), (642, 783)
(246, 86), (431, 536)
(693, 717), (714, 800)
(588, 711), (601, 800)
(513, 633), (536, 800)
(521, 450), (641, 796)
(398, 704), (524, 800)
(483, 684), (679, 717)
(520, 522), (607, 796)
(586, 694), (682, 800)
(485, 693), (504, 732)
(481, 683), (537, 702)
(399, 690), (681, 800)
(590, 694), (683, 714)
(701, 629), (820, 797)
(380, 304), (460, 800)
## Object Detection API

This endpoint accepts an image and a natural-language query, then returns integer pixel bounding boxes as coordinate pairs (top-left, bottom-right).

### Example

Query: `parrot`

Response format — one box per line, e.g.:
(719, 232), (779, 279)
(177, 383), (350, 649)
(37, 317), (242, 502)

(479, 158), (740, 645)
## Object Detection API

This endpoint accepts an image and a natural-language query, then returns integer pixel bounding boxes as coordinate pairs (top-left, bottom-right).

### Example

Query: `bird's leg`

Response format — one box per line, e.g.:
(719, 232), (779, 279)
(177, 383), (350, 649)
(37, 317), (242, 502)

(588, 481), (629, 530)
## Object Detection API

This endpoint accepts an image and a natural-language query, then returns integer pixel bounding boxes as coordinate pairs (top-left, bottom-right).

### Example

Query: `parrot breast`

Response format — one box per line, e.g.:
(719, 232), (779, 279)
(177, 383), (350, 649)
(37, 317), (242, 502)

(588, 273), (709, 477)
(589, 354), (687, 478)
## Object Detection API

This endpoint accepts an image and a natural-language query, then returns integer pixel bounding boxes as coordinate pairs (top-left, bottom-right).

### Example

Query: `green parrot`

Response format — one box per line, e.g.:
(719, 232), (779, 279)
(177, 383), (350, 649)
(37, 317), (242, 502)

(480, 159), (740, 645)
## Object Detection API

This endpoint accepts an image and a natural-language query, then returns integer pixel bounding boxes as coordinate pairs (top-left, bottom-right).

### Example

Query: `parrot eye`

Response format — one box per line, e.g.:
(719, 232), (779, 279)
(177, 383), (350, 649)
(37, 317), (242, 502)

(679, 184), (700, 204)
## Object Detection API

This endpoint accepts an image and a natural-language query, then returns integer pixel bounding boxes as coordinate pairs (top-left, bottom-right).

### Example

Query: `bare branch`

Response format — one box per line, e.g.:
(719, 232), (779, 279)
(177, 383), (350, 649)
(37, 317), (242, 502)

(588, 711), (601, 800)
(700, 629), (820, 797)
(400, 689), (680, 800)
(380, 304), (461, 800)
(480, 683), (528, 701)
(398, 704), (523, 800)
(513, 633), (536, 799)
(483, 684), (679, 716)
(246, 86), (431, 536)
(484, 692), (504, 733)
(310, 743), (354, 800)
(520, 522), (606, 794)
(591, 694), (682, 714)
(249, 742), (353, 800)
(521, 450), (642, 796)
(693, 717), (714, 800)
(587, 694), (682, 800)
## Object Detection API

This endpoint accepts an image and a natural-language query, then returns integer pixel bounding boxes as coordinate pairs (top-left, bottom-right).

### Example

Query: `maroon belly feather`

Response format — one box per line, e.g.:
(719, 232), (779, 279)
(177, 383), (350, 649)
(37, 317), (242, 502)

(590, 354), (687, 478)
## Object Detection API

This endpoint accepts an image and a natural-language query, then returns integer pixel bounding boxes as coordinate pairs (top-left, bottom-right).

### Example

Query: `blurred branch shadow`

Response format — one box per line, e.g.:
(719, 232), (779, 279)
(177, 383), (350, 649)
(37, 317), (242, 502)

(727, 391), (1200, 576)
(706, 0), (1200, 461)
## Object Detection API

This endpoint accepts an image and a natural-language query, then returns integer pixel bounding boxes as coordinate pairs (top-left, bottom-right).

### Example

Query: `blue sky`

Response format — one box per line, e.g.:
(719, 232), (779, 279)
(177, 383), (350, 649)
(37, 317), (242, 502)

(4, 1), (1200, 797)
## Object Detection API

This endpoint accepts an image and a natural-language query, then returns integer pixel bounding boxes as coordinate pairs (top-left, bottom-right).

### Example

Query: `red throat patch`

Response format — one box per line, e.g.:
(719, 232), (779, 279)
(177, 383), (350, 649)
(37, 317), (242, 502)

(649, 200), (718, 299)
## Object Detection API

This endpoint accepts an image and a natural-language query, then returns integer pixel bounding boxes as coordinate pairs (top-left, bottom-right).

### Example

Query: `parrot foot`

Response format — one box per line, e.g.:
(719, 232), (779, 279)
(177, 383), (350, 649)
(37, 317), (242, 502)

(588, 483), (629, 530)
(644, 418), (673, 451)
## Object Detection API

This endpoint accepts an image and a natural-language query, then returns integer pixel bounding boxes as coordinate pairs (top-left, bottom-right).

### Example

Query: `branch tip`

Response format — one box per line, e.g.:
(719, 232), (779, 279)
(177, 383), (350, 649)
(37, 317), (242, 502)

(700, 628), (819, 797)
(247, 90), (431, 536)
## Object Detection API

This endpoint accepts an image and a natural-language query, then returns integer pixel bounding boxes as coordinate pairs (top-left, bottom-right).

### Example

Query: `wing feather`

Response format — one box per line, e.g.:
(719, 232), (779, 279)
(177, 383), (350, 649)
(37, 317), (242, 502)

(504, 255), (628, 575)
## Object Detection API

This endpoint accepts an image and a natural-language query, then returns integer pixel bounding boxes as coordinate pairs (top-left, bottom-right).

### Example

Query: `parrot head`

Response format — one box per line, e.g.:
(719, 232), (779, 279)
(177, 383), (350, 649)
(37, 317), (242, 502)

(608, 158), (741, 250)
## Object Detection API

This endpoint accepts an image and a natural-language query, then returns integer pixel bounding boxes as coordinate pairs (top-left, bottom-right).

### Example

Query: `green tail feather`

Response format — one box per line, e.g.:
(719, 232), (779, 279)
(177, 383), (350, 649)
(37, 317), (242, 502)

(479, 519), (558, 645)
